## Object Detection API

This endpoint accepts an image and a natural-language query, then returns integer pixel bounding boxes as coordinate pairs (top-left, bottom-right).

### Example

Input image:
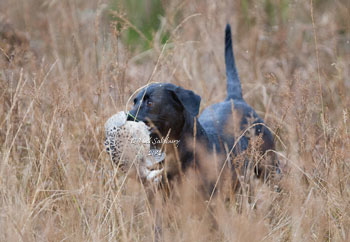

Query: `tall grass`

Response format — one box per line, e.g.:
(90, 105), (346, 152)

(0, 0), (349, 241)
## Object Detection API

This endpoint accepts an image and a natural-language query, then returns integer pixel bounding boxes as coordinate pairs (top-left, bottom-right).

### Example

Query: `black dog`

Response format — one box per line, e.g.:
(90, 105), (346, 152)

(128, 24), (279, 191)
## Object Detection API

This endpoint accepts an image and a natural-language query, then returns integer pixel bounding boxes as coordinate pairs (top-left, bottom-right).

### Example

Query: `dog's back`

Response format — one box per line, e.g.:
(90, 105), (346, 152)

(199, 24), (279, 180)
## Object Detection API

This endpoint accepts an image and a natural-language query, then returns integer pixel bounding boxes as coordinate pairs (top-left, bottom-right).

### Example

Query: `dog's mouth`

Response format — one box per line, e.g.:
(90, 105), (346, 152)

(126, 113), (163, 148)
(143, 120), (161, 137)
(126, 113), (154, 130)
(142, 120), (150, 128)
(148, 126), (158, 136)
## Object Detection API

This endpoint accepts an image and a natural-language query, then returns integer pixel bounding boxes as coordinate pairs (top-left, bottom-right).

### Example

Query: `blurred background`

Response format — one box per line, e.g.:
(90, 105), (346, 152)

(1, 0), (349, 241)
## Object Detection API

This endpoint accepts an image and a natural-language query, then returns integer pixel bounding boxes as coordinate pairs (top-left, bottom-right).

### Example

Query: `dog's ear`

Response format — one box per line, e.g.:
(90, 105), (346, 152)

(168, 86), (201, 116)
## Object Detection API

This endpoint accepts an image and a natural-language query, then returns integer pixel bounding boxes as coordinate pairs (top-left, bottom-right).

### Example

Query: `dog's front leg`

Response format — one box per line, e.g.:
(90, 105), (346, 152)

(143, 184), (164, 242)
(154, 208), (163, 242)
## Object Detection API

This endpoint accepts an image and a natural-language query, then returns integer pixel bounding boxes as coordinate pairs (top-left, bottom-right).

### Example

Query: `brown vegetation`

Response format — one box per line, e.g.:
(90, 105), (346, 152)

(0, 0), (349, 241)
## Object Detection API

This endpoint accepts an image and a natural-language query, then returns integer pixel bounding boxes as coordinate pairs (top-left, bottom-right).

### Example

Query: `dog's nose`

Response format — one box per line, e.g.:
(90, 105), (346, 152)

(127, 112), (138, 121)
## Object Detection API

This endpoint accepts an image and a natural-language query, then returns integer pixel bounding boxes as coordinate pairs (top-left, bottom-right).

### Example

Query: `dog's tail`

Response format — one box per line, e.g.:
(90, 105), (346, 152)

(225, 24), (243, 100)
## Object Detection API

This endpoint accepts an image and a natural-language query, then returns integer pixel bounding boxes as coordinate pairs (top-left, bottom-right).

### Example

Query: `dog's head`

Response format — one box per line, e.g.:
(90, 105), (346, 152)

(127, 83), (201, 139)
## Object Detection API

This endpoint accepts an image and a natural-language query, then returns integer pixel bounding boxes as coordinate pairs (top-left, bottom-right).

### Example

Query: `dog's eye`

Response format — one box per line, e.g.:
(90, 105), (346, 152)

(146, 100), (153, 107)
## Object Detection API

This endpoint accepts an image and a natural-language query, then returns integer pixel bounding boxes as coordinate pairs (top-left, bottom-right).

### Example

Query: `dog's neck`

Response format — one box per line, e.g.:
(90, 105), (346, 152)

(177, 112), (209, 171)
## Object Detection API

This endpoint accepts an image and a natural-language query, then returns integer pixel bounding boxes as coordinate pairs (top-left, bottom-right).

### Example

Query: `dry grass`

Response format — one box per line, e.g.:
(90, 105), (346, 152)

(1, 0), (349, 241)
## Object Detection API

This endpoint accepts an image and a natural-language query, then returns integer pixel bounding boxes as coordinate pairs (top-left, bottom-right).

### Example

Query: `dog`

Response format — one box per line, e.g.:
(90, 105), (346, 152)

(127, 24), (279, 193)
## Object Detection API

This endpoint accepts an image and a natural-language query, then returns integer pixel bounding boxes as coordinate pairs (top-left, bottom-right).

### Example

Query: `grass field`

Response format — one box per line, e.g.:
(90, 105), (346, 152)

(1, 0), (349, 241)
